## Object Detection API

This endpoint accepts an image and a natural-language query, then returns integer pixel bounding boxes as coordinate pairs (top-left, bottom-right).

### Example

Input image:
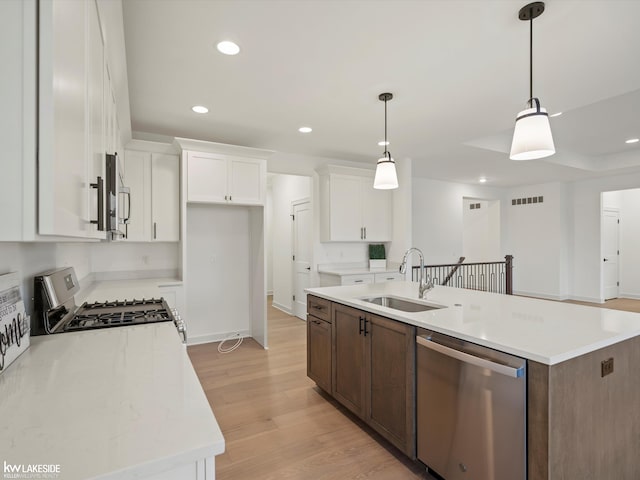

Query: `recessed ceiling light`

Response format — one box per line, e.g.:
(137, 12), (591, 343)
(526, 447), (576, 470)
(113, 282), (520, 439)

(625, 138), (639, 144)
(479, 177), (487, 183)
(191, 105), (209, 114)
(298, 127), (312, 133)
(216, 41), (240, 55)
(550, 112), (563, 117)
(378, 141), (389, 146)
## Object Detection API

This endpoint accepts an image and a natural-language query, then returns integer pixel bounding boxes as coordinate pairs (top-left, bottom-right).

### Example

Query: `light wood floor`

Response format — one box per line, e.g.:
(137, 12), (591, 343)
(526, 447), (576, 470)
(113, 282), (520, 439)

(564, 297), (640, 313)
(188, 299), (433, 480)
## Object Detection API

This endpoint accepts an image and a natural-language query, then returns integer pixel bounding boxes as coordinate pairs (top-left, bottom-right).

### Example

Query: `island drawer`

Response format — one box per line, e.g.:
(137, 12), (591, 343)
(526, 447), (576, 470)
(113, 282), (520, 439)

(307, 295), (331, 322)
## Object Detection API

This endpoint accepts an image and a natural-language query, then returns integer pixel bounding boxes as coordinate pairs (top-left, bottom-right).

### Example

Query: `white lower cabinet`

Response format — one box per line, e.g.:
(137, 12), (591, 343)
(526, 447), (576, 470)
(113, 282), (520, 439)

(140, 456), (215, 480)
(341, 274), (375, 286)
(374, 272), (404, 283)
(122, 145), (180, 242)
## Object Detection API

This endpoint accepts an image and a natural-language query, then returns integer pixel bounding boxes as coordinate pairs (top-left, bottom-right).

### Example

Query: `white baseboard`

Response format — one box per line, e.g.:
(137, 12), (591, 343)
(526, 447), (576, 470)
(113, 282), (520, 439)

(186, 329), (251, 346)
(619, 292), (640, 300)
(513, 290), (570, 301)
(567, 295), (604, 304)
(271, 301), (293, 315)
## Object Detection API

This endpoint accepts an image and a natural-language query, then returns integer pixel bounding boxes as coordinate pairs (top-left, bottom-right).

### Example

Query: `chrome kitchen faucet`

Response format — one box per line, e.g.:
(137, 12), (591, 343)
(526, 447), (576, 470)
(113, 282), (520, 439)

(399, 248), (434, 299)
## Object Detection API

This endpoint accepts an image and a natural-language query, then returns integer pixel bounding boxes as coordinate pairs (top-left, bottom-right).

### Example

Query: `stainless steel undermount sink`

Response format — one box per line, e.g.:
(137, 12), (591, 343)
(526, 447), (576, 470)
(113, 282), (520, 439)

(362, 296), (444, 313)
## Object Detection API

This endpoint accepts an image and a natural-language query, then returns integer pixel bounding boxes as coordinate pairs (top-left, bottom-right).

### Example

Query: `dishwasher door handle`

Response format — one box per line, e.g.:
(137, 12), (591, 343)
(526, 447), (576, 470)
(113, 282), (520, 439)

(416, 335), (524, 378)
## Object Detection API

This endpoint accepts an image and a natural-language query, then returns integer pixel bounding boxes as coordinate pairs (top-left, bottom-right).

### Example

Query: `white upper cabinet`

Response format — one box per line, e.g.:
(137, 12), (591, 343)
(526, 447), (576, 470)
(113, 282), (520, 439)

(122, 143), (180, 242)
(151, 154), (180, 242)
(186, 152), (265, 206)
(0, 0), (37, 241)
(186, 152), (228, 203)
(319, 166), (392, 242)
(38, 0), (107, 239)
(121, 150), (151, 241)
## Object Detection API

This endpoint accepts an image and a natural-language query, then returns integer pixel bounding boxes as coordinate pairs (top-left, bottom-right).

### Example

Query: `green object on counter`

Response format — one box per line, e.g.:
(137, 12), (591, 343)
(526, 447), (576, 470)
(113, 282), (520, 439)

(369, 244), (386, 260)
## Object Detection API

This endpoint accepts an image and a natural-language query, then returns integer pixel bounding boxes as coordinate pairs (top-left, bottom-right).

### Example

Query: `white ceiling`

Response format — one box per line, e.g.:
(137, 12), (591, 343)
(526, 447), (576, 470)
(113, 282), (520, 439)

(122, 0), (640, 187)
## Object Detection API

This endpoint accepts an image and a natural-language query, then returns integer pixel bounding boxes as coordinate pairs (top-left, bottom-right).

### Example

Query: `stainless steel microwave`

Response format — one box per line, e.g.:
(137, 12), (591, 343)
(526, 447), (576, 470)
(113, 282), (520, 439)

(105, 153), (130, 239)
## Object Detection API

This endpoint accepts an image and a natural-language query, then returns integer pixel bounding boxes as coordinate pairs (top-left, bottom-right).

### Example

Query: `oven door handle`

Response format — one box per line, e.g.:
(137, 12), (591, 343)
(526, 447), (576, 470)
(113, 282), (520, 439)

(416, 335), (524, 378)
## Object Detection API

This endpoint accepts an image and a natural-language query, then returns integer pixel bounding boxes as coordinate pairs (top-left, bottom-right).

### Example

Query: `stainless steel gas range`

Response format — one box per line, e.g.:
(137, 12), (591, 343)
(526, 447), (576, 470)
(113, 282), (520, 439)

(33, 267), (186, 343)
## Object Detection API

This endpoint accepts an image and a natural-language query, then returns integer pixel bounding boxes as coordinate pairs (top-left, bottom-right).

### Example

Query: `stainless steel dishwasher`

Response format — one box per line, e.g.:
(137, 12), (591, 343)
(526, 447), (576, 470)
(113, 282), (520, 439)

(416, 330), (526, 480)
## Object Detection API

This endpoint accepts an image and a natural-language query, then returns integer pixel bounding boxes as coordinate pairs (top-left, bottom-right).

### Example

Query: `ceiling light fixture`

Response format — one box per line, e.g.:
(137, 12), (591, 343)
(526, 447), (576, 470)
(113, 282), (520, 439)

(192, 105), (209, 114)
(510, 2), (555, 161)
(374, 93), (399, 190)
(298, 126), (312, 133)
(378, 141), (389, 146)
(216, 41), (240, 55)
(625, 138), (639, 144)
(479, 177), (488, 183)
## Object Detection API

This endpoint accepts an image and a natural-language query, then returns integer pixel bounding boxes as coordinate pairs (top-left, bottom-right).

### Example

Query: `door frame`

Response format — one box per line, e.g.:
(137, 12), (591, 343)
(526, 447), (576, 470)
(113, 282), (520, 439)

(291, 197), (312, 320)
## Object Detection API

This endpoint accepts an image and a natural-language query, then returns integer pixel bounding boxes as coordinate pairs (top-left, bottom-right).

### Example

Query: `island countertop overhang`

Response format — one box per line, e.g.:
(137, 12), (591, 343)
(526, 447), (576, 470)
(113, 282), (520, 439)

(305, 282), (640, 365)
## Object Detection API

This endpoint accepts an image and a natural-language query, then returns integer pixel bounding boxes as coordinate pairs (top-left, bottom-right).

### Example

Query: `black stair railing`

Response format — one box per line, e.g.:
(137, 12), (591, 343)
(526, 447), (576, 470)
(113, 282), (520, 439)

(412, 255), (513, 295)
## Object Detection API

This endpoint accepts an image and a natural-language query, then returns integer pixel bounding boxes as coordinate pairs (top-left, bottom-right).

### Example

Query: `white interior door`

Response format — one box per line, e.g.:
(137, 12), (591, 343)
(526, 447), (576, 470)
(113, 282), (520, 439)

(293, 200), (312, 320)
(602, 209), (619, 300)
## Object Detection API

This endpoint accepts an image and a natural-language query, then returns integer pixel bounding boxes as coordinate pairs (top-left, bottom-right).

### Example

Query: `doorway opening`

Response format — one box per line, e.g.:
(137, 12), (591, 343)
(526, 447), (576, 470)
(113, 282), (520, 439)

(601, 189), (640, 301)
(266, 174), (313, 317)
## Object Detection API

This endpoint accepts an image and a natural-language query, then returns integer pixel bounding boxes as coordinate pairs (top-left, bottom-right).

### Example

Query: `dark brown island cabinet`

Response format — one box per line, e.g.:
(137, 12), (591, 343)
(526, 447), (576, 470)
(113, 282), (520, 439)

(307, 295), (640, 480)
(307, 295), (416, 458)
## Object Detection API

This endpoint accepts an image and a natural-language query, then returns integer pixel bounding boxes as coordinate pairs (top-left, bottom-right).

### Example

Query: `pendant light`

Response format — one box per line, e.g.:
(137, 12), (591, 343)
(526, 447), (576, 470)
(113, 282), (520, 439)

(510, 2), (555, 161)
(374, 93), (399, 189)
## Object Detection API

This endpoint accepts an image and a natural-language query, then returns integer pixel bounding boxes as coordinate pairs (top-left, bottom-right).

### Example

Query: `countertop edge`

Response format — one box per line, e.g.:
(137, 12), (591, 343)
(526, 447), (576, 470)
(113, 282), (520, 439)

(305, 286), (640, 366)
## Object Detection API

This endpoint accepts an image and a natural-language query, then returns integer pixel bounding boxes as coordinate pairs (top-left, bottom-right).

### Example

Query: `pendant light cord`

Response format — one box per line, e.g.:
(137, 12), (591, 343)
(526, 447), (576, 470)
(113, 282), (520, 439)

(529, 13), (533, 102)
(384, 98), (388, 157)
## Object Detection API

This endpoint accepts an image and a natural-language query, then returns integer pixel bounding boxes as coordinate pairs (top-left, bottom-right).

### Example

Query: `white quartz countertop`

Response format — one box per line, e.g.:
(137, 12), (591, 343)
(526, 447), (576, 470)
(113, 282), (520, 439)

(306, 282), (640, 365)
(0, 323), (224, 479)
(317, 264), (401, 276)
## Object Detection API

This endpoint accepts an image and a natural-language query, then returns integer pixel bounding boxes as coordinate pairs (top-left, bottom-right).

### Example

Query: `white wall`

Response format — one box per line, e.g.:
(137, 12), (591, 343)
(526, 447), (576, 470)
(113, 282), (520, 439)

(504, 182), (572, 300)
(185, 204), (252, 342)
(89, 242), (179, 277)
(265, 183), (274, 294)
(0, 242), (92, 319)
(462, 198), (501, 263)
(618, 188), (640, 299)
(572, 171), (640, 302)
(388, 157), (413, 263)
(412, 177), (506, 264)
(269, 174), (311, 313)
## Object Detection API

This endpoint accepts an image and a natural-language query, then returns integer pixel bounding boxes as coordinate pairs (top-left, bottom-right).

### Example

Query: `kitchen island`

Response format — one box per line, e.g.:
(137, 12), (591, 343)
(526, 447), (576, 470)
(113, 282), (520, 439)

(306, 282), (640, 480)
(0, 322), (224, 480)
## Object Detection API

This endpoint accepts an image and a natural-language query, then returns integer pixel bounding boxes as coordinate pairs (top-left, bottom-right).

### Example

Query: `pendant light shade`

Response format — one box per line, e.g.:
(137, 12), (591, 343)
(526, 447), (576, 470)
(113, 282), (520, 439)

(374, 93), (398, 190)
(374, 152), (399, 189)
(510, 99), (555, 160)
(510, 2), (555, 161)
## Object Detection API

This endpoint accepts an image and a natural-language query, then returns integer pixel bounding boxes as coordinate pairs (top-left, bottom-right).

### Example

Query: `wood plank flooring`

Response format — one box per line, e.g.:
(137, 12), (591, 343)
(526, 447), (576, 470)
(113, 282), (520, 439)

(188, 299), (433, 480)
(563, 297), (640, 313)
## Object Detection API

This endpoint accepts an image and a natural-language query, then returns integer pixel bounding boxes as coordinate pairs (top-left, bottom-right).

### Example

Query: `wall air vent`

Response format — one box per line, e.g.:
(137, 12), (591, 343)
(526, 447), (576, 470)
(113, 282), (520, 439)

(469, 203), (481, 210)
(511, 196), (543, 206)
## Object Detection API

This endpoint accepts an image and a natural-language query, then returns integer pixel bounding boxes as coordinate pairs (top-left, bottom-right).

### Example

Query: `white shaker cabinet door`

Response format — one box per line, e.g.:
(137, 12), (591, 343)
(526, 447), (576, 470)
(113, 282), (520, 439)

(228, 157), (264, 205)
(39, 0), (90, 237)
(86, 0), (105, 239)
(187, 152), (228, 203)
(151, 154), (180, 242)
(122, 150), (152, 241)
(361, 179), (392, 242)
(328, 175), (362, 241)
